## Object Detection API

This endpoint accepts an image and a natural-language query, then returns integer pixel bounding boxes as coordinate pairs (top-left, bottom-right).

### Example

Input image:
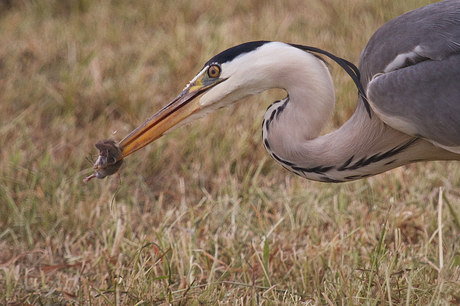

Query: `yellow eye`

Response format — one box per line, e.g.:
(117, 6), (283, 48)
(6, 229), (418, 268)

(207, 64), (221, 78)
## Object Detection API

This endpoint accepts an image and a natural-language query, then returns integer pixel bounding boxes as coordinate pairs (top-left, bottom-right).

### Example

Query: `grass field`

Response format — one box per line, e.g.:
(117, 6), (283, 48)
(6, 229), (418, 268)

(1, 0), (460, 304)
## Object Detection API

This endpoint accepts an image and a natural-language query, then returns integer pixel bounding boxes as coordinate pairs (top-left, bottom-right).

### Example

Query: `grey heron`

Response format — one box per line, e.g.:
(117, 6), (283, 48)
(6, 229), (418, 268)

(91, 0), (460, 183)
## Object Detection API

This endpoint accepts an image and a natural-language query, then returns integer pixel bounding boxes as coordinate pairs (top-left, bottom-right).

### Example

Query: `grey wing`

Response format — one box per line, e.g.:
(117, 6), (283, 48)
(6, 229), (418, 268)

(367, 54), (460, 148)
(359, 0), (460, 150)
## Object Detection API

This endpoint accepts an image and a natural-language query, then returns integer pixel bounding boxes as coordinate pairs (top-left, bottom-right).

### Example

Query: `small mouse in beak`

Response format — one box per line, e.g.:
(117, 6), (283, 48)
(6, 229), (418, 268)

(84, 139), (123, 183)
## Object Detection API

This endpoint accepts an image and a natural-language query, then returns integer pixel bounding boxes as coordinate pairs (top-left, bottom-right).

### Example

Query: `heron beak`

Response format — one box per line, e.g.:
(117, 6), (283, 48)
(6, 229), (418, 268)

(117, 68), (225, 159)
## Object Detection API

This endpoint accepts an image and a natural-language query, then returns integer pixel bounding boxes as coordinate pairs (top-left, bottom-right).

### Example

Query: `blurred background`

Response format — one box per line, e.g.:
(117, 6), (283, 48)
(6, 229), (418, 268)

(1, 0), (459, 304)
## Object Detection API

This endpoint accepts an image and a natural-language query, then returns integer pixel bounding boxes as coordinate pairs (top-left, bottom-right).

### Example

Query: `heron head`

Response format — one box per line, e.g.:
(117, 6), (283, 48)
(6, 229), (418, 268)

(118, 41), (277, 158)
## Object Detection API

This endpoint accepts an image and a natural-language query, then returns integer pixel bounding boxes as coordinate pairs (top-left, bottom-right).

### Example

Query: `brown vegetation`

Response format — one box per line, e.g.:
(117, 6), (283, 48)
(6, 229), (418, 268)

(1, 0), (459, 304)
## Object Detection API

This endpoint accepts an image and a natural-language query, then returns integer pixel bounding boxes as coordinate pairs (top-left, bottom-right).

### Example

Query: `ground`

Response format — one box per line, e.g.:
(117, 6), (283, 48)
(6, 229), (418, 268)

(1, 0), (460, 304)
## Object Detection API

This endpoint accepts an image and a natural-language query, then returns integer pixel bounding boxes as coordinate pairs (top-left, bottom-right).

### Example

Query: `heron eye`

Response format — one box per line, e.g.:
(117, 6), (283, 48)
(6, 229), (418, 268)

(207, 64), (221, 78)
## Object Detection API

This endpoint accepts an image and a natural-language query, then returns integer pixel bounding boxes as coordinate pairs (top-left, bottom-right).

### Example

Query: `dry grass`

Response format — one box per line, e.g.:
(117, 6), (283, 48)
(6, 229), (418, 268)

(1, 0), (460, 304)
